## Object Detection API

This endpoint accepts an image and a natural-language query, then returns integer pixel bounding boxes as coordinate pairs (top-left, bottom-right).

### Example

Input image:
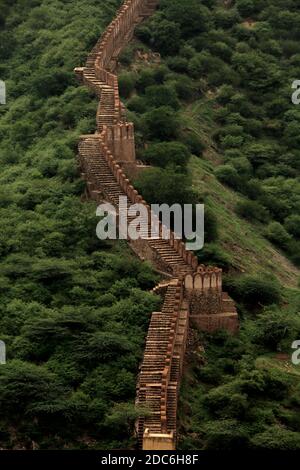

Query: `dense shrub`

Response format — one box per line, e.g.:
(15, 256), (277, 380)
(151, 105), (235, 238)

(284, 215), (300, 238)
(215, 8), (241, 29)
(251, 428), (300, 450)
(180, 132), (205, 156)
(135, 68), (157, 93)
(264, 222), (292, 248)
(144, 84), (180, 110)
(236, 0), (263, 17)
(142, 141), (190, 169)
(134, 167), (196, 206)
(119, 45), (135, 66)
(172, 75), (197, 101)
(235, 199), (270, 223)
(224, 274), (281, 308)
(127, 95), (147, 114)
(254, 307), (300, 350)
(215, 165), (242, 190)
(231, 157), (253, 178)
(150, 19), (181, 56)
(161, 0), (213, 37)
(166, 56), (189, 73)
(118, 72), (136, 98)
(143, 106), (180, 140)
(32, 70), (73, 98)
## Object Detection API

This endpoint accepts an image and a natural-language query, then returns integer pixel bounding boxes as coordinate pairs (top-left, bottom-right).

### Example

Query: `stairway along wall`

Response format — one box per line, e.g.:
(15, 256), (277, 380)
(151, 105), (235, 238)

(74, 0), (238, 450)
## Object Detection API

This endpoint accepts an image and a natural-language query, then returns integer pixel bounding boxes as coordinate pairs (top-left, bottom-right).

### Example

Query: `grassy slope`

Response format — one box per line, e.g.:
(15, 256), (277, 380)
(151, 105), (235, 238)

(116, 0), (300, 448)
(0, 0), (161, 450)
(182, 97), (299, 288)
(120, 38), (300, 449)
(189, 156), (299, 287)
(179, 84), (300, 451)
(122, 44), (299, 287)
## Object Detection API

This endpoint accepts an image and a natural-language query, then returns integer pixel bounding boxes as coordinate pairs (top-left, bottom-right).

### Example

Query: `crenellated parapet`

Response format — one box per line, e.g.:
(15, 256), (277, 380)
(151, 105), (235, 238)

(75, 0), (238, 451)
(79, 130), (200, 274)
(137, 279), (184, 450)
(102, 123), (136, 163)
(184, 266), (223, 292)
(183, 267), (238, 333)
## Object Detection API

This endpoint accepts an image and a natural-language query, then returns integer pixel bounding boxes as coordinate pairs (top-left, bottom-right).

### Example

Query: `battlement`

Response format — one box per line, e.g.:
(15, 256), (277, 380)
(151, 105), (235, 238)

(75, 0), (238, 451)
(102, 123), (136, 163)
(184, 266), (223, 292)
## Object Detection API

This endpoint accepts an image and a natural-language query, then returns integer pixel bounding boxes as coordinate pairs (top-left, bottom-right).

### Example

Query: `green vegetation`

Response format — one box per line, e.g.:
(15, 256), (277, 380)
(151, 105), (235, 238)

(0, 0), (160, 449)
(123, 0), (300, 269)
(178, 299), (300, 449)
(1, 0), (300, 452)
(120, 0), (300, 450)
(141, 142), (190, 170)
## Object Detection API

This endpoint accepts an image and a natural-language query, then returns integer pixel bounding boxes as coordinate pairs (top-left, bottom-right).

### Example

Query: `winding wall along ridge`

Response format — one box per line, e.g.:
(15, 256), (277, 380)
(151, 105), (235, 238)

(74, 0), (238, 450)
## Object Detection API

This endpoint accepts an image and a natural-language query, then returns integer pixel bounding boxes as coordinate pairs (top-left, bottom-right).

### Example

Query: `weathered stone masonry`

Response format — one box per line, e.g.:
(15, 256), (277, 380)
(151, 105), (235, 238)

(75, 0), (238, 450)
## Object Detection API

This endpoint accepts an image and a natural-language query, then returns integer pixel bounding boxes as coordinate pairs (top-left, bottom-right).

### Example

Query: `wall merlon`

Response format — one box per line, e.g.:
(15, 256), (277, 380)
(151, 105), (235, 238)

(76, 0), (238, 451)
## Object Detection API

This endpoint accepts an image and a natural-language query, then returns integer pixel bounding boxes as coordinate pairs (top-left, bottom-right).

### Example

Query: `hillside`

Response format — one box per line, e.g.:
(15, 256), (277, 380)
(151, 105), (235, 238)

(120, 40), (300, 287)
(116, 0), (300, 450)
(0, 0), (160, 450)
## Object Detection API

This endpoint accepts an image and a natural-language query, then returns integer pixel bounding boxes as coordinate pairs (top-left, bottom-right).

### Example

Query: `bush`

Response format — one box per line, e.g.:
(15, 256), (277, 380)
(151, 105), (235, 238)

(144, 84), (180, 110)
(180, 132), (205, 156)
(134, 167), (196, 206)
(236, 0), (257, 18)
(119, 46), (135, 66)
(118, 72), (136, 98)
(127, 95), (147, 114)
(215, 165), (242, 190)
(136, 68), (156, 93)
(32, 70), (73, 97)
(286, 239), (300, 266)
(143, 106), (180, 140)
(0, 360), (66, 414)
(208, 40), (233, 61)
(166, 56), (189, 73)
(251, 428), (300, 450)
(163, 0), (212, 37)
(231, 157), (253, 178)
(196, 364), (223, 385)
(243, 179), (264, 200)
(151, 19), (181, 56)
(135, 24), (152, 43)
(244, 118), (263, 137)
(204, 420), (250, 450)
(204, 385), (249, 419)
(173, 75), (197, 101)
(284, 215), (300, 238)
(224, 274), (281, 308)
(232, 51), (281, 91)
(235, 199), (270, 223)
(219, 134), (244, 149)
(255, 307), (300, 350)
(264, 222), (292, 248)
(142, 141), (190, 169)
(189, 51), (220, 78)
(215, 8), (241, 29)
(152, 65), (170, 84)
(217, 85), (236, 104)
